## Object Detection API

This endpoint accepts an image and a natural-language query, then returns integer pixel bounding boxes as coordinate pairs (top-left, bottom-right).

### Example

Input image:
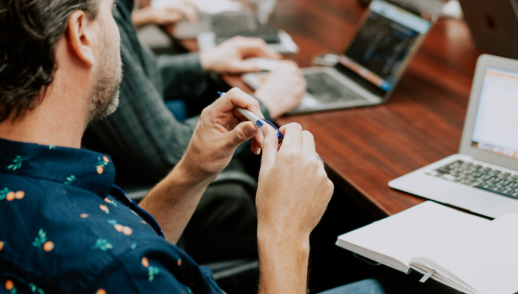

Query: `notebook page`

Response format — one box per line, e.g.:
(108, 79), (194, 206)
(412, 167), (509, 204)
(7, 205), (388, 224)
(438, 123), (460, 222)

(420, 214), (518, 293)
(337, 201), (488, 269)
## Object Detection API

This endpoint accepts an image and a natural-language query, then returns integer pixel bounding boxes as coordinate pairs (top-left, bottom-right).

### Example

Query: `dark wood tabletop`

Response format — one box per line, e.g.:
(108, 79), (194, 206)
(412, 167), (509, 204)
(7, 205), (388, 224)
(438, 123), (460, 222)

(181, 0), (487, 218)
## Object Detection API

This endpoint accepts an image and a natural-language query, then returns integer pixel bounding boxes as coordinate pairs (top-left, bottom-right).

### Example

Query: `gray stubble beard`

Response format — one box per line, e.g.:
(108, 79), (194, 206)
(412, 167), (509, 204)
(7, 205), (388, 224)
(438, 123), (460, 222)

(86, 39), (122, 124)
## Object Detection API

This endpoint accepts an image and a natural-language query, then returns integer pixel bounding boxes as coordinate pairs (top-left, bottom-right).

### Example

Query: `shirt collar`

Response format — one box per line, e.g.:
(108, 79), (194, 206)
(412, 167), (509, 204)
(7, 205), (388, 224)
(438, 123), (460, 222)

(0, 137), (115, 198)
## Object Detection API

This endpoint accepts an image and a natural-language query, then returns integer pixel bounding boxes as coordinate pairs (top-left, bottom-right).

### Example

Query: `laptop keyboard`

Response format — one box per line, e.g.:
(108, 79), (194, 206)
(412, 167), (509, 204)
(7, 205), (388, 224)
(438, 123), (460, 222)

(305, 72), (368, 104)
(212, 14), (280, 45)
(216, 26), (281, 45)
(212, 15), (254, 34)
(426, 160), (518, 199)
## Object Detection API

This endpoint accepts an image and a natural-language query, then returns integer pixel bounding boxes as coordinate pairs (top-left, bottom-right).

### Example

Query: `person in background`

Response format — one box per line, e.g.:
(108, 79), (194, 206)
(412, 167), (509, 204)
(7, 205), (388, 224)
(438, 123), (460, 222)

(82, 0), (306, 263)
(131, 0), (199, 29)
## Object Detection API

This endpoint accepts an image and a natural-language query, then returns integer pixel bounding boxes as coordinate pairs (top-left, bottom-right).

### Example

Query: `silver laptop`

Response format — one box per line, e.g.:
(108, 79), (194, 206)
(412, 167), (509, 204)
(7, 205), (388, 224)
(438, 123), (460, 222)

(242, 0), (434, 114)
(172, 0), (298, 54)
(390, 54), (518, 219)
(458, 0), (518, 60)
(195, 11), (298, 54)
(173, 0), (276, 38)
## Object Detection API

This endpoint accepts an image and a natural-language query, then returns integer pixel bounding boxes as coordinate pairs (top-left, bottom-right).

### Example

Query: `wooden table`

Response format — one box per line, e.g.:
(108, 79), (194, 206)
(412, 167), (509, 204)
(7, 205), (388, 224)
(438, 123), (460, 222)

(181, 0), (486, 218)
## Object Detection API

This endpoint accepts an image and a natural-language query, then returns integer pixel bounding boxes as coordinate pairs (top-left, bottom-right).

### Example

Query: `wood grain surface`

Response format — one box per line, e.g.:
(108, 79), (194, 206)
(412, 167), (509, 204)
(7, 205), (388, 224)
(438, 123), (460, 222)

(181, 0), (488, 217)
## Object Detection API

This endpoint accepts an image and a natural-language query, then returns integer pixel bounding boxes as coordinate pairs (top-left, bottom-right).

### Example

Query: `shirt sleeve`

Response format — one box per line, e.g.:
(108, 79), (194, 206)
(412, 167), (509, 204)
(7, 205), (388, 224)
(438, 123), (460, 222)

(92, 247), (223, 294)
(252, 95), (274, 123)
(157, 53), (209, 101)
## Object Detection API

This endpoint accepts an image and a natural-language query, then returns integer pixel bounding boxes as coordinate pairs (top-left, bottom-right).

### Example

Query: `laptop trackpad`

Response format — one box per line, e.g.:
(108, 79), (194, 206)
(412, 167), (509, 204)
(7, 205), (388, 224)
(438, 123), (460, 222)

(437, 187), (509, 213)
(488, 200), (518, 218)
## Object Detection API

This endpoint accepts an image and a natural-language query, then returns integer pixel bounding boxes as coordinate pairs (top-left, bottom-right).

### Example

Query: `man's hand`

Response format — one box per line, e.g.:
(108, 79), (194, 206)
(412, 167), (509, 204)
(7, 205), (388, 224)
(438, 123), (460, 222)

(200, 36), (281, 74)
(139, 88), (264, 243)
(199, 36), (304, 118)
(256, 123), (334, 294)
(131, 2), (198, 29)
(254, 61), (306, 119)
(181, 88), (264, 180)
(257, 123), (333, 243)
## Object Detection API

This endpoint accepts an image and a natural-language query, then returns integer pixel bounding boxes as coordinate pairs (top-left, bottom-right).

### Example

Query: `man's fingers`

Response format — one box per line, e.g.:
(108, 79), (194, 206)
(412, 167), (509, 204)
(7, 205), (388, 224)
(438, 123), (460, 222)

(229, 59), (262, 73)
(251, 135), (262, 155)
(216, 88), (262, 117)
(250, 119), (265, 155)
(273, 60), (301, 74)
(278, 123), (303, 153)
(254, 127), (264, 149)
(232, 108), (265, 121)
(302, 130), (316, 155)
(234, 37), (282, 60)
(260, 124), (279, 175)
(160, 8), (182, 23)
(180, 5), (198, 23)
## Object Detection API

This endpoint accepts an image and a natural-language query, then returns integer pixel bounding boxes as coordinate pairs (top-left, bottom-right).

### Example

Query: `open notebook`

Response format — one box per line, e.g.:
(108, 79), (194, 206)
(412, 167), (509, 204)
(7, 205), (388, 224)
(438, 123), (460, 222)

(336, 201), (518, 294)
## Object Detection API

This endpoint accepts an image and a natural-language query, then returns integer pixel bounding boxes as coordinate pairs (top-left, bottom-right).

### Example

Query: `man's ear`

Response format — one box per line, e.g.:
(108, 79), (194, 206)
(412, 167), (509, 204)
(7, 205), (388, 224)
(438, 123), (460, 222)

(66, 10), (96, 67)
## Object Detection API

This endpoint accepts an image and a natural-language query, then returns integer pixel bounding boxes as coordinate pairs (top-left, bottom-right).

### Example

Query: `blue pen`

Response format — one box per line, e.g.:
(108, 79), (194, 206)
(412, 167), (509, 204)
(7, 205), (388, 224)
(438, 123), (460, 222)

(218, 92), (283, 142)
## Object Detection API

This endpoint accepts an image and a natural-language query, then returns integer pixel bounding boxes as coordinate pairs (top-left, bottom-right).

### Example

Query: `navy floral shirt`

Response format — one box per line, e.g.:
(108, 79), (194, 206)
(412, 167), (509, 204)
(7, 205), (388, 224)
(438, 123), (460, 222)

(0, 138), (223, 294)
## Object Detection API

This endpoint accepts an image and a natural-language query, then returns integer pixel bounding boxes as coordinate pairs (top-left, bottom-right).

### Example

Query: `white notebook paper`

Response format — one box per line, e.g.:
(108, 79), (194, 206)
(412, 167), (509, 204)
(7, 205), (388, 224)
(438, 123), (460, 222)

(336, 201), (518, 294)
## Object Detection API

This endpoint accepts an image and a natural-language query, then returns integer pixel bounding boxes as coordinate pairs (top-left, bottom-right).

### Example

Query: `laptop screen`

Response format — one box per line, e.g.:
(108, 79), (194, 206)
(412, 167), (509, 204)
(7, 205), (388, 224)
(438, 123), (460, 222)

(471, 67), (518, 160)
(339, 0), (432, 92)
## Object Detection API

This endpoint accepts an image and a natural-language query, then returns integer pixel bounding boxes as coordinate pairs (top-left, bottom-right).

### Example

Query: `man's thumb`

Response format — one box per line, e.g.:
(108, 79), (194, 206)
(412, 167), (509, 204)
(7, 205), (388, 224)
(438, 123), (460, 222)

(229, 121), (258, 147)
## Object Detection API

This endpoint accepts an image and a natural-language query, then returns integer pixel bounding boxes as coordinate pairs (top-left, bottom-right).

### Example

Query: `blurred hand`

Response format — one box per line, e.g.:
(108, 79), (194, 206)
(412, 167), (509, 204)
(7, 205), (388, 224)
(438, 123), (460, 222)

(131, 2), (198, 29)
(200, 36), (281, 74)
(254, 61), (306, 119)
(181, 88), (265, 180)
(256, 123), (334, 242)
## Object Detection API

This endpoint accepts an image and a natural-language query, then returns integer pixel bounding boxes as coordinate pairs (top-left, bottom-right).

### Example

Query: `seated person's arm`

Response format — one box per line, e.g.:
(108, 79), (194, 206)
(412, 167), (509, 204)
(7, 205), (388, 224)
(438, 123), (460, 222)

(131, 2), (198, 29)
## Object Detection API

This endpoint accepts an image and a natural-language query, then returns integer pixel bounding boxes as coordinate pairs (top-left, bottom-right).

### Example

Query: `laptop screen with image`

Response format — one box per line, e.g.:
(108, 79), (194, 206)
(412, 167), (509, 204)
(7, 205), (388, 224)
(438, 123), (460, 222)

(339, 0), (432, 92)
(471, 67), (518, 160)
